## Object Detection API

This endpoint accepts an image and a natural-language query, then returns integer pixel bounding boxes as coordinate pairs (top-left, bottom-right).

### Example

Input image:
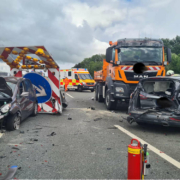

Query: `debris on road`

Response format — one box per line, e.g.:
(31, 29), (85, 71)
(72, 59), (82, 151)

(52, 144), (55, 146)
(119, 119), (123, 122)
(1, 130), (6, 133)
(94, 118), (102, 121)
(47, 132), (56, 136)
(107, 148), (112, 150)
(68, 117), (72, 120)
(33, 128), (42, 130)
(18, 167), (21, 170)
(91, 97), (94, 100)
(12, 147), (19, 150)
(91, 107), (95, 110)
(20, 131), (24, 134)
(30, 138), (38, 141)
(0, 156), (6, 159)
(108, 127), (117, 129)
(26, 142), (34, 144)
(2, 165), (18, 180)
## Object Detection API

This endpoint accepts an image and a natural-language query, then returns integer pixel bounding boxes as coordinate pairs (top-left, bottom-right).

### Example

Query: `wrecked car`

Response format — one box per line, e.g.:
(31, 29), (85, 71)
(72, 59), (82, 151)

(0, 77), (37, 131)
(127, 76), (180, 127)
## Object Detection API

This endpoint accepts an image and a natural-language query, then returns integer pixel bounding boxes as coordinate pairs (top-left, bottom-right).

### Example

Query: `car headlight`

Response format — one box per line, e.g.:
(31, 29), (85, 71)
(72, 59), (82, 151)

(1, 104), (11, 113)
(82, 82), (86, 85)
(116, 87), (124, 93)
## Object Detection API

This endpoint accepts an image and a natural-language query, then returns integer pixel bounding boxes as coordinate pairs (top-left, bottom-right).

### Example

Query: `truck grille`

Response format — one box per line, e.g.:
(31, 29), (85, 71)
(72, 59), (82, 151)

(86, 83), (94, 85)
(125, 72), (157, 81)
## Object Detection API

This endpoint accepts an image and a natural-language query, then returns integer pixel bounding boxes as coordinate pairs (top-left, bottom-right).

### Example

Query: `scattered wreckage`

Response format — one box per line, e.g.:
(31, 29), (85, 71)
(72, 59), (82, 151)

(127, 76), (180, 127)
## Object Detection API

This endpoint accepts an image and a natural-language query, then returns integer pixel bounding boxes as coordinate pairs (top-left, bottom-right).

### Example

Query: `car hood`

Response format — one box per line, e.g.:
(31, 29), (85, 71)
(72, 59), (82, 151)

(0, 77), (13, 97)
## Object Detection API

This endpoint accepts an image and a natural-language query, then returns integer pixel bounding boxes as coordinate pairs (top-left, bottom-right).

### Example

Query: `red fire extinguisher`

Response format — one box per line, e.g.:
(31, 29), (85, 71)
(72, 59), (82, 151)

(127, 139), (150, 180)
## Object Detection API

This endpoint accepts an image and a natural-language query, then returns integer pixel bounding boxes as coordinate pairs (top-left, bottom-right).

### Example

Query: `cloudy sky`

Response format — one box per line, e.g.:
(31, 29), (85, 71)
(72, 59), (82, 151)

(0, 0), (180, 71)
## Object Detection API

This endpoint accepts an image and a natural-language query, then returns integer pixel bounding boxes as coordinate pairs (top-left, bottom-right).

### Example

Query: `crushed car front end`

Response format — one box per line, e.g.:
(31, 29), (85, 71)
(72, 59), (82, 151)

(127, 76), (180, 127)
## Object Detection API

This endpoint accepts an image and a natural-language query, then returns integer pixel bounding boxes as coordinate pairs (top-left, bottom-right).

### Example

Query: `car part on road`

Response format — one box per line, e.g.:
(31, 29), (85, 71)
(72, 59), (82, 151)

(94, 118), (102, 121)
(91, 107), (95, 110)
(20, 131), (24, 133)
(47, 132), (56, 136)
(1, 165), (18, 180)
(68, 117), (72, 120)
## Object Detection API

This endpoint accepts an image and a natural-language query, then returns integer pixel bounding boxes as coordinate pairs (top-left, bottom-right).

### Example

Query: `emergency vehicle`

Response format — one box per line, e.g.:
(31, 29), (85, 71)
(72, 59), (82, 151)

(60, 68), (95, 92)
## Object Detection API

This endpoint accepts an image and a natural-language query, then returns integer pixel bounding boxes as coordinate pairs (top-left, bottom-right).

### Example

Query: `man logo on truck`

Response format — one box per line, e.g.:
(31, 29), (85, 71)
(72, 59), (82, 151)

(134, 75), (148, 78)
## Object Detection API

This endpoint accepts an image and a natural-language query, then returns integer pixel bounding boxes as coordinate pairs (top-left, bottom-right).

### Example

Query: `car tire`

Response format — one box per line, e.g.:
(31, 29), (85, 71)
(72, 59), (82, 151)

(91, 89), (94, 92)
(105, 89), (117, 110)
(31, 102), (38, 116)
(136, 122), (146, 126)
(97, 86), (103, 102)
(78, 85), (83, 92)
(6, 113), (20, 131)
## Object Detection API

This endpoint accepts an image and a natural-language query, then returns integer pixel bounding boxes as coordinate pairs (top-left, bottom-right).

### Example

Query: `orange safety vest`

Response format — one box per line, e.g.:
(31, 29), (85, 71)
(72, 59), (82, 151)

(65, 78), (69, 85)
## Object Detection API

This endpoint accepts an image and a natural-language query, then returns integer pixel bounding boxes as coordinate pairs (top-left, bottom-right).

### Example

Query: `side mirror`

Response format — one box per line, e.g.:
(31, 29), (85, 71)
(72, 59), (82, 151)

(106, 47), (113, 63)
(167, 48), (171, 63)
(21, 92), (29, 97)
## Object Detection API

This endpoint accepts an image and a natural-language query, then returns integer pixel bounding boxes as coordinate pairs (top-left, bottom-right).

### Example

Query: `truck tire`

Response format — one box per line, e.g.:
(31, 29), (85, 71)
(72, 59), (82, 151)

(95, 85), (98, 101)
(78, 85), (83, 92)
(105, 89), (117, 110)
(97, 86), (103, 102)
(6, 113), (21, 131)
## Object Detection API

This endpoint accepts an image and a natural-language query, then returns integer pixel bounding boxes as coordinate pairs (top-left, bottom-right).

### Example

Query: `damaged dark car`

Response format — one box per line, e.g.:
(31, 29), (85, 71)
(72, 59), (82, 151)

(0, 77), (38, 131)
(127, 76), (180, 127)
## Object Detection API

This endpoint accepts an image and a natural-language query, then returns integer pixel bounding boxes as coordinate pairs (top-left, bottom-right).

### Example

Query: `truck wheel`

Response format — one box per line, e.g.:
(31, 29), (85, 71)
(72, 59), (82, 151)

(95, 86), (98, 101)
(105, 89), (117, 110)
(6, 113), (20, 131)
(78, 85), (83, 92)
(97, 86), (103, 102)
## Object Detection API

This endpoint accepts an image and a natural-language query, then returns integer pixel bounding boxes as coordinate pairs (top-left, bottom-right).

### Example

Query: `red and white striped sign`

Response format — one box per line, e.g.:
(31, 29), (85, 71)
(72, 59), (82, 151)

(121, 66), (161, 71)
(0, 46), (62, 115)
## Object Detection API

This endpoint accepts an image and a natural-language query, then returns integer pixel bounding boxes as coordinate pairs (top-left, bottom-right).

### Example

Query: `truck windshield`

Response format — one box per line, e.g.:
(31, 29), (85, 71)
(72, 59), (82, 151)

(78, 74), (93, 80)
(118, 47), (162, 65)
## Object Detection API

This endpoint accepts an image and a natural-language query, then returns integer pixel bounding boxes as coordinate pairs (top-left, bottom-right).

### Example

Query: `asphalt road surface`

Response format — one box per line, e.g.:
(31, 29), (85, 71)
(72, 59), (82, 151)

(0, 89), (180, 179)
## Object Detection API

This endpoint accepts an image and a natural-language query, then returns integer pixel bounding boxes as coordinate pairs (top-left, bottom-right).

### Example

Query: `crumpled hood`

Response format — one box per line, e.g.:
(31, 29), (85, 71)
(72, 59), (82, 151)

(0, 77), (13, 97)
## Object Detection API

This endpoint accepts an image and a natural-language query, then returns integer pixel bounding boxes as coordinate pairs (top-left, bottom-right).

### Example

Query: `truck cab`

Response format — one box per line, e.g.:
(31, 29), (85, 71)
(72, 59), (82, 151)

(94, 38), (172, 110)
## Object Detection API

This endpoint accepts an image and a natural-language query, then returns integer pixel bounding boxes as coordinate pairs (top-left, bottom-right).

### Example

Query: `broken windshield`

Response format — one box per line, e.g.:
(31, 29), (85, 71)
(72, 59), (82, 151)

(118, 47), (162, 65)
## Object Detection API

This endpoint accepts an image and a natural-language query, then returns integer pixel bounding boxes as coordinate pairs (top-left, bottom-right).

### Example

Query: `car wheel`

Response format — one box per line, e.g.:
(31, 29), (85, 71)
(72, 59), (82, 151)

(78, 85), (83, 92)
(31, 102), (38, 116)
(105, 89), (117, 110)
(6, 113), (20, 131)
(91, 89), (94, 92)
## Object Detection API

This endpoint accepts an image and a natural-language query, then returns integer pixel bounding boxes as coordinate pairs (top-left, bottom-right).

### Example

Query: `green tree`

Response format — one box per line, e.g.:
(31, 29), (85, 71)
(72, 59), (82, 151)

(73, 54), (105, 78)
(166, 53), (180, 74)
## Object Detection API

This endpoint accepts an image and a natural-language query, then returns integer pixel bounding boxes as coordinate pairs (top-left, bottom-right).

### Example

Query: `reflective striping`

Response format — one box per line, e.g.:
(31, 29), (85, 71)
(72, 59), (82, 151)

(128, 147), (141, 154)
(121, 66), (161, 71)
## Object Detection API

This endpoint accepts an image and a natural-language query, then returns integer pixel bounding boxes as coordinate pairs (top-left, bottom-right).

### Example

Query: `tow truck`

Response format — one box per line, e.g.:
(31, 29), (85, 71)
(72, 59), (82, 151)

(94, 38), (172, 110)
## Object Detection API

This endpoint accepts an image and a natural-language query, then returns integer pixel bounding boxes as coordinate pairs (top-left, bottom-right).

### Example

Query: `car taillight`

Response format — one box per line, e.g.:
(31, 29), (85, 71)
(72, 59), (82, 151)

(139, 94), (147, 100)
(169, 117), (180, 121)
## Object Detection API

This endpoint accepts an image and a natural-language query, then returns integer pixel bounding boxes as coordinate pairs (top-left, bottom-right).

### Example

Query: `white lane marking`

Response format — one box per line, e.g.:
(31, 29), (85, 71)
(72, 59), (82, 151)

(66, 93), (74, 98)
(0, 133), (3, 138)
(114, 125), (180, 169)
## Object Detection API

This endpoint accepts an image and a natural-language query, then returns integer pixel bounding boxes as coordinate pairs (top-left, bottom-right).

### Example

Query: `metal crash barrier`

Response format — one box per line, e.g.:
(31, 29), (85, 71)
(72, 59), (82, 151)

(0, 46), (63, 114)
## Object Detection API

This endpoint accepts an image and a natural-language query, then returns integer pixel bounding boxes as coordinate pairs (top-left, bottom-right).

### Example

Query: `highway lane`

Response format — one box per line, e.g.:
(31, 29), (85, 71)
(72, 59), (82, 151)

(0, 89), (180, 179)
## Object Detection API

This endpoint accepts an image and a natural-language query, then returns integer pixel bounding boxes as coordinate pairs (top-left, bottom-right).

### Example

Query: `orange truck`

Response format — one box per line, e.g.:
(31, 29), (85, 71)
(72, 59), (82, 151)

(94, 38), (172, 110)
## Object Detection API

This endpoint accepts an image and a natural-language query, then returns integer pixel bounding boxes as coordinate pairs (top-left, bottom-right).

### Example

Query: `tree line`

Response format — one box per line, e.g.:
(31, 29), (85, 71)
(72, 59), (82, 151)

(73, 36), (180, 77)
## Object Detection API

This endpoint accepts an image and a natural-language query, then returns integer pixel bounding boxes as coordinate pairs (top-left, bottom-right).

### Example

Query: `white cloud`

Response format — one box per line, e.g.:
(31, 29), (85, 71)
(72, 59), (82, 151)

(0, 0), (180, 70)
(63, 2), (127, 28)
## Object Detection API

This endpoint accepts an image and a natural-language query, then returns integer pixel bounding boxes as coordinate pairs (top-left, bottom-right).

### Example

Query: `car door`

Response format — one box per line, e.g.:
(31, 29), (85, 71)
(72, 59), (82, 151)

(24, 79), (34, 116)
(17, 81), (27, 120)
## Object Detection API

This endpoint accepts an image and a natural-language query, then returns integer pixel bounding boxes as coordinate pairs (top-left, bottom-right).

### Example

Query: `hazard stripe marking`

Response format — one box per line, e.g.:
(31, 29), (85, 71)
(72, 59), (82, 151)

(48, 70), (59, 89)
(114, 125), (180, 169)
